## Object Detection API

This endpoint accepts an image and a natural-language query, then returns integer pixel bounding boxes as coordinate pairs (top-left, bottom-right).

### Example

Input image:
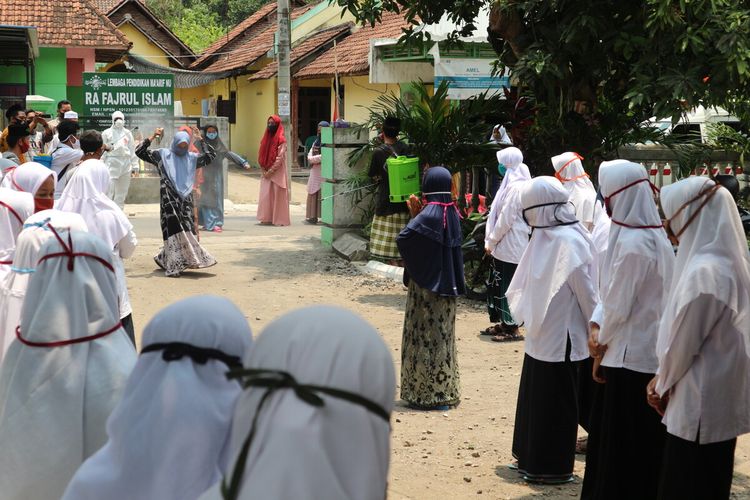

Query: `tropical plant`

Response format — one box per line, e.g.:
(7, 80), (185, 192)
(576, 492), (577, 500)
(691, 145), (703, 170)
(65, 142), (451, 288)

(706, 123), (750, 167)
(358, 80), (502, 173)
(338, 0), (750, 175)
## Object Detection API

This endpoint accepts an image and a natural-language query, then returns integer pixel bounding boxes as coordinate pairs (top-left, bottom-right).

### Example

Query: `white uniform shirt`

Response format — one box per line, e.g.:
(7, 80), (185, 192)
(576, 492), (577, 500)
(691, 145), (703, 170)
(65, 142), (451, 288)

(591, 248), (672, 373)
(657, 295), (750, 443)
(525, 266), (597, 363)
(113, 229), (137, 319)
(51, 144), (83, 198)
(485, 186), (529, 264)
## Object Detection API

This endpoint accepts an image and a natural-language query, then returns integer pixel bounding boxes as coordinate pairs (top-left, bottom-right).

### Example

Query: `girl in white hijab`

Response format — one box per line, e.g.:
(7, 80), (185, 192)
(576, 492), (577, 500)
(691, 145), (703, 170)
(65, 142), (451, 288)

(0, 230), (136, 500)
(505, 176), (598, 484)
(57, 159), (137, 344)
(580, 161), (675, 500)
(551, 152), (598, 230)
(5, 161), (56, 212)
(63, 295), (253, 500)
(648, 177), (750, 500)
(0, 188), (34, 283)
(484, 147), (531, 340)
(0, 209), (88, 362)
(199, 305), (395, 500)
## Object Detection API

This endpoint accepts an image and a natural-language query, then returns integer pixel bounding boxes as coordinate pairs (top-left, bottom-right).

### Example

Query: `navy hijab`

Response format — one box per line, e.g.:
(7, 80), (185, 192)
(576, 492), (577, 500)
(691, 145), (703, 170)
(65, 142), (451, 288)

(397, 166), (465, 296)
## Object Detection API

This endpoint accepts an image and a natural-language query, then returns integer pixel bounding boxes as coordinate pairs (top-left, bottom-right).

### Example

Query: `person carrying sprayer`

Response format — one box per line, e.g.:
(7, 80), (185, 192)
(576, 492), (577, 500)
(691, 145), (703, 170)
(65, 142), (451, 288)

(101, 111), (138, 209)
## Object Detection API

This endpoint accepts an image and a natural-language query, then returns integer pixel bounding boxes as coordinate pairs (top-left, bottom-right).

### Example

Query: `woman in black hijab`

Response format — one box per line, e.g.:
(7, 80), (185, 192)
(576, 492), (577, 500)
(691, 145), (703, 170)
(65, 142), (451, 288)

(397, 166), (465, 410)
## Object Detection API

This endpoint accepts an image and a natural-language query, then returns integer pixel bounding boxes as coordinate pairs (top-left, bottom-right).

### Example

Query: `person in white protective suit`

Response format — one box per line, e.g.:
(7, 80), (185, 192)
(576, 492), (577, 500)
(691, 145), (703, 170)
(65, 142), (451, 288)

(101, 111), (138, 208)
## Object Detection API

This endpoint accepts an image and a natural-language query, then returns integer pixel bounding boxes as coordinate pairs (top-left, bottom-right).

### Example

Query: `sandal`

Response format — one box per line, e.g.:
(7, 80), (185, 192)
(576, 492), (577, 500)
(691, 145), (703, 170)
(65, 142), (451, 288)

(480, 324), (503, 336)
(523, 475), (574, 485)
(491, 332), (524, 343)
(491, 326), (524, 342)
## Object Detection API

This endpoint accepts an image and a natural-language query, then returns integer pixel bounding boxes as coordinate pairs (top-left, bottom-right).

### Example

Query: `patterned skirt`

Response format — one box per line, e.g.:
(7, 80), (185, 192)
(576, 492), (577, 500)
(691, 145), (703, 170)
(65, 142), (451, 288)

(400, 281), (460, 407)
(156, 175), (217, 277)
(370, 212), (410, 260)
(486, 257), (518, 325)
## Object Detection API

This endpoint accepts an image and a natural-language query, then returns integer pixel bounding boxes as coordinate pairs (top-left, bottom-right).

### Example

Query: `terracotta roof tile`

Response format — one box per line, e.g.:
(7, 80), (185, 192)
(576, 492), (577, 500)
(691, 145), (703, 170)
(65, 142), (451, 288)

(296, 12), (409, 79)
(0, 0), (131, 50)
(92, 0), (125, 14)
(197, 3), (316, 73)
(190, 2), (278, 69)
(249, 23), (351, 81)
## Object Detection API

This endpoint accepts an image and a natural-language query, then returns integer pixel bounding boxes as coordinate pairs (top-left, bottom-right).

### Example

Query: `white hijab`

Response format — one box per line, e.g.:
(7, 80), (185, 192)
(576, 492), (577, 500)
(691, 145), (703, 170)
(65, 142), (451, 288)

(0, 231), (136, 500)
(63, 295), (253, 500)
(0, 209), (88, 362)
(489, 124), (512, 144)
(199, 306), (395, 500)
(0, 188), (34, 268)
(597, 160), (675, 345)
(487, 148), (531, 233)
(7, 161), (56, 195)
(657, 177), (750, 359)
(551, 152), (597, 225)
(56, 159), (132, 249)
(506, 177), (597, 334)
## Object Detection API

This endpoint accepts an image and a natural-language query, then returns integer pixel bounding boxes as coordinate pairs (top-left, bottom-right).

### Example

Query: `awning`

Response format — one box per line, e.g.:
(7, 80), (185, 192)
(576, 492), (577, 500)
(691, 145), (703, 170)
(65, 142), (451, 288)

(0, 25), (38, 66)
(125, 54), (231, 88)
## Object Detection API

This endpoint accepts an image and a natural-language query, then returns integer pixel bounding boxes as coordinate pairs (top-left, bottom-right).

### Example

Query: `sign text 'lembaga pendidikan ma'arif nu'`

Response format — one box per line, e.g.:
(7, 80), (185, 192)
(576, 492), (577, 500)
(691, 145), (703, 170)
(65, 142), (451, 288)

(82, 73), (174, 119)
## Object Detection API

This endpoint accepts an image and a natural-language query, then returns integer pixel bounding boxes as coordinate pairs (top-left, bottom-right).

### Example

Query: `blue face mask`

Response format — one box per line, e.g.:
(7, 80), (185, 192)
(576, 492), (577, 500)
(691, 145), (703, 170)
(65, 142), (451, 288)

(498, 163), (506, 176)
(206, 132), (218, 140)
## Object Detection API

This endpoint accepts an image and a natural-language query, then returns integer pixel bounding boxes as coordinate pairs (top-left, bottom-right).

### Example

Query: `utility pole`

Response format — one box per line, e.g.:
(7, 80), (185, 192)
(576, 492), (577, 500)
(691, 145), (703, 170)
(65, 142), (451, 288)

(277, 0), (293, 199)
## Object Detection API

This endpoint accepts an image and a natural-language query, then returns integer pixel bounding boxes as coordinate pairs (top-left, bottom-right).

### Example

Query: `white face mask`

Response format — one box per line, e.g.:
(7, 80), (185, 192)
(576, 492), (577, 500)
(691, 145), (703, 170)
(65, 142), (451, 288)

(113, 119), (124, 129)
(71, 136), (80, 150)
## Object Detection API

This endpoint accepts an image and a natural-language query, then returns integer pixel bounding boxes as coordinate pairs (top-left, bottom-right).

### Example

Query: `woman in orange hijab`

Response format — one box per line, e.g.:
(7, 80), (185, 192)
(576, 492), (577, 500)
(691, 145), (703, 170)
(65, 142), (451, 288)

(256, 115), (290, 226)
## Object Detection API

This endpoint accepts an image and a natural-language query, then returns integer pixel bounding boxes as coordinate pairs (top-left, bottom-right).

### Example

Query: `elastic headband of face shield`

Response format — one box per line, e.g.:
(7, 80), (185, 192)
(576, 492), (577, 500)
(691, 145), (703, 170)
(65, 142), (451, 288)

(604, 177), (663, 229)
(522, 201), (579, 229)
(664, 181), (722, 241)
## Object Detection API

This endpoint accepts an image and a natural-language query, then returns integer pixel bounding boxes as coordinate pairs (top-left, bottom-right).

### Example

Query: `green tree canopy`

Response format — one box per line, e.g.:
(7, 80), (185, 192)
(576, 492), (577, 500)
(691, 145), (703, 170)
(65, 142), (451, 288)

(336, 0), (750, 172)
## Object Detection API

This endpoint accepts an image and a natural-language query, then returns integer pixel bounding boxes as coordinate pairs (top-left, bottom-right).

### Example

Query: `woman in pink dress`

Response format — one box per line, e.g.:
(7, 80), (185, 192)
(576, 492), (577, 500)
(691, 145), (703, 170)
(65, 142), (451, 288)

(257, 115), (290, 226)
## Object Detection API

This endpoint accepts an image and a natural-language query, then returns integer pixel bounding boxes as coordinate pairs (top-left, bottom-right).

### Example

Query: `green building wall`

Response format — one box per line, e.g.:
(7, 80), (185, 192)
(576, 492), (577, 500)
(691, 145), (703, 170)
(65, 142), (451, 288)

(0, 47), (68, 112)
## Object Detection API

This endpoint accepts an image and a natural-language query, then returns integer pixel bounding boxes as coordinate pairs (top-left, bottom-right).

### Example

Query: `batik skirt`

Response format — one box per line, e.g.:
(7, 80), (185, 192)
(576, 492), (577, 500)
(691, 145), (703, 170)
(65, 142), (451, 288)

(156, 172), (216, 277)
(486, 257), (517, 325)
(400, 281), (460, 408)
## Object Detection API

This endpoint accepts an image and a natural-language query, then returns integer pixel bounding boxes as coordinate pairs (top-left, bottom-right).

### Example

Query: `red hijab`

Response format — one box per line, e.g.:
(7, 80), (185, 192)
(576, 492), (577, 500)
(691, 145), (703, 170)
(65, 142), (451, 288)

(258, 115), (286, 169)
(178, 126), (200, 154)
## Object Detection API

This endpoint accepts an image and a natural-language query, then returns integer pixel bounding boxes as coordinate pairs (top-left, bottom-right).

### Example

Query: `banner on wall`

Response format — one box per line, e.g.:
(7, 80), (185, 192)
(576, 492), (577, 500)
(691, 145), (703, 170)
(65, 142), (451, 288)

(82, 72), (174, 128)
(434, 58), (509, 100)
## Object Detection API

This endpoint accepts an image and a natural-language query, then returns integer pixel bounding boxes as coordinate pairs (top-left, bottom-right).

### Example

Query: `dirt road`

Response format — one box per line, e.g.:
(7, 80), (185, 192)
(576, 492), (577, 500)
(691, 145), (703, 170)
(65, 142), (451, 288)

(124, 171), (750, 499)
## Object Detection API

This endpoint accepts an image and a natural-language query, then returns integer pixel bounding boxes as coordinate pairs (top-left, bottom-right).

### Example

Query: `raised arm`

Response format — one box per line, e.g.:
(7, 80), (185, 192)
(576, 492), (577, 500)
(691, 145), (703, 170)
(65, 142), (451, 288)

(135, 129), (163, 165)
(196, 141), (216, 168)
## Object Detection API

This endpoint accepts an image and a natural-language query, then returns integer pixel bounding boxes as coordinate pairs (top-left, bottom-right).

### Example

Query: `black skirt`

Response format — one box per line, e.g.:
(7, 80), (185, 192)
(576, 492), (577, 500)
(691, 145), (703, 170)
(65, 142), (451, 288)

(581, 367), (666, 500)
(577, 356), (595, 432)
(512, 349), (582, 481)
(658, 433), (736, 500)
